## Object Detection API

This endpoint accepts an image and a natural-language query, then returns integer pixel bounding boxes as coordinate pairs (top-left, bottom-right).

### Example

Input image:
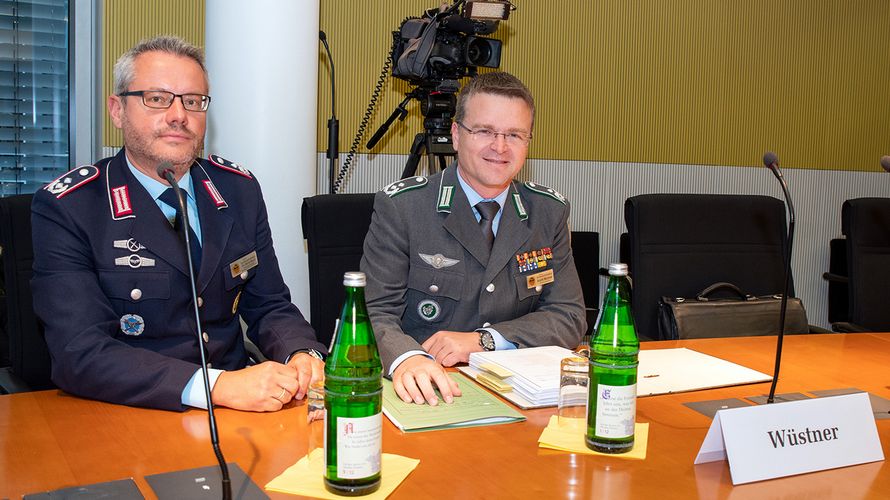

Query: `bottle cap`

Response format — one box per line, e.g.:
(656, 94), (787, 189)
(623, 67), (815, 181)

(343, 271), (367, 287)
(608, 263), (629, 276)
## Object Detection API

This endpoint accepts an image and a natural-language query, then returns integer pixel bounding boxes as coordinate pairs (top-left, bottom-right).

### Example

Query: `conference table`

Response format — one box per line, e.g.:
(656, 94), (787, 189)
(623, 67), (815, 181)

(2, 333), (888, 499)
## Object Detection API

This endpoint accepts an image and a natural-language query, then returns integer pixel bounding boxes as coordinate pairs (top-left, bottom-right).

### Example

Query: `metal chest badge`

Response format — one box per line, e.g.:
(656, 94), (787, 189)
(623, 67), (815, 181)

(120, 314), (145, 336)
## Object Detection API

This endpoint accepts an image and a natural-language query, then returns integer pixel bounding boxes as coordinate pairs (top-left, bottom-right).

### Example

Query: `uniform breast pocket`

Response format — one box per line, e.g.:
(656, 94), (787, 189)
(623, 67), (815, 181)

(97, 270), (171, 316)
(401, 267), (464, 340)
(513, 272), (543, 314)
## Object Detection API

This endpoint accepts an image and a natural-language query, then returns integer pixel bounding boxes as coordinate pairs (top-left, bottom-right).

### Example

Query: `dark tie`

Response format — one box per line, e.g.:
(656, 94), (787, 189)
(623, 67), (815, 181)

(159, 188), (202, 272)
(476, 201), (500, 250)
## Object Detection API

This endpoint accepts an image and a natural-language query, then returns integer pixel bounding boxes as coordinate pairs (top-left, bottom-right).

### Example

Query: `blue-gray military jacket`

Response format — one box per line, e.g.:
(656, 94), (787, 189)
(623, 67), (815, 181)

(31, 149), (324, 411)
(361, 165), (586, 368)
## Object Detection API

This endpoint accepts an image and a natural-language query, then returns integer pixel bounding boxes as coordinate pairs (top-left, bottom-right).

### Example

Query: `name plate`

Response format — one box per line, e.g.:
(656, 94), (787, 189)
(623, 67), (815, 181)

(694, 392), (884, 485)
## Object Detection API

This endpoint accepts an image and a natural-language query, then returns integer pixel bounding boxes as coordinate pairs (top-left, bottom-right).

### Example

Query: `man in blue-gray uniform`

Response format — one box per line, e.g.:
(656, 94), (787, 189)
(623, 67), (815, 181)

(361, 72), (586, 406)
(31, 36), (325, 412)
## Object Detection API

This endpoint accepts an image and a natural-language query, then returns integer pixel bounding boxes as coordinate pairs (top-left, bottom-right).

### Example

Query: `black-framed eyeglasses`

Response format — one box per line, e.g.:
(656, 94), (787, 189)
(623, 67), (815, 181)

(456, 121), (532, 146)
(118, 90), (211, 112)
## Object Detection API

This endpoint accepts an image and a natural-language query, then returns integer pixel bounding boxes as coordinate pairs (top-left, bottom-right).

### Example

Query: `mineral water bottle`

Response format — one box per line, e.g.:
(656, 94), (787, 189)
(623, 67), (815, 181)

(324, 272), (383, 495)
(586, 263), (639, 453)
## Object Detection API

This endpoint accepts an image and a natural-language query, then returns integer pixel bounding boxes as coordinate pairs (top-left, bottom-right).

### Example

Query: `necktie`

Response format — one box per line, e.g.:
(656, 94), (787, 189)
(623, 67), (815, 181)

(159, 188), (202, 272)
(476, 201), (500, 250)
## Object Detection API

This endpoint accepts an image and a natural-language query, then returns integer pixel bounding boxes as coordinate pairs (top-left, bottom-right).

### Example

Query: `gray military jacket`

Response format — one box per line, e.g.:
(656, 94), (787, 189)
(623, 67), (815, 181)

(361, 165), (586, 369)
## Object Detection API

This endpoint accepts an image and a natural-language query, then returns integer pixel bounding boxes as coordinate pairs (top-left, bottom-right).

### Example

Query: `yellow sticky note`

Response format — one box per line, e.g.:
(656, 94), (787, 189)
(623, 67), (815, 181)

(538, 416), (649, 459)
(265, 448), (420, 499)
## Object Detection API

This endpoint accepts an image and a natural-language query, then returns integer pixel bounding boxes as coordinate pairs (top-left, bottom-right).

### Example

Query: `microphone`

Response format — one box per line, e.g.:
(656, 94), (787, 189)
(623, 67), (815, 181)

(156, 162), (232, 500)
(880, 155), (890, 173)
(320, 30), (339, 194)
(761, 151), (796, 405)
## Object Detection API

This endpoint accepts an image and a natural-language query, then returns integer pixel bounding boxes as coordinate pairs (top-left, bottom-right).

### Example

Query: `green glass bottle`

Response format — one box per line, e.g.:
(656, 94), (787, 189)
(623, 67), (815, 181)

(324, 272), (383, 496)
(586, 263), (639, 454)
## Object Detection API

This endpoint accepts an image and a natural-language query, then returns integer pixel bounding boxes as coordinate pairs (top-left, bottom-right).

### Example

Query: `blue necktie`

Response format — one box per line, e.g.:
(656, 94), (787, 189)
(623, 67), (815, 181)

(159, 188), (202, 273)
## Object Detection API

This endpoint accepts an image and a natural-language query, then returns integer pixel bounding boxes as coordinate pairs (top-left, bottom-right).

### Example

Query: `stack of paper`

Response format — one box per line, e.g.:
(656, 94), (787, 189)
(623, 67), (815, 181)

(467, 346), (573, 407)
(459, 346), (773, 409)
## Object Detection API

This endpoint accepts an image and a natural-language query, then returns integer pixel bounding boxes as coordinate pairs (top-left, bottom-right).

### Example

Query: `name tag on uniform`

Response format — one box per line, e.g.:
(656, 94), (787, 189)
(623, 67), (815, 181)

(230, 250), (258, 278)
(526, 269), (554, 289)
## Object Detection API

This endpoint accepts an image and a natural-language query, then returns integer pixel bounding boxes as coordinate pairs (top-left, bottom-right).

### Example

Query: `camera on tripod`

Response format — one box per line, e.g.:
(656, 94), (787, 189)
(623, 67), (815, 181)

(363, 0), (513, 179)
(391, 0), (511, 90)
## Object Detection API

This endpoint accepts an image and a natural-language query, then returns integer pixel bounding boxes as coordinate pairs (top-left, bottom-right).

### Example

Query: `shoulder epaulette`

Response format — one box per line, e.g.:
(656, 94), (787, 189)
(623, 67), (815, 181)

(523, 181), (567, 205)
(383, 176), (428, 197)
(208, 154), (252, 179)
(44, 165), (100, 199)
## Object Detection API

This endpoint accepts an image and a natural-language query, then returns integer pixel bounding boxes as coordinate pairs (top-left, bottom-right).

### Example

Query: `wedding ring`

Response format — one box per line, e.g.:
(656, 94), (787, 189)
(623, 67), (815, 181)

(275, 387), (287, 401)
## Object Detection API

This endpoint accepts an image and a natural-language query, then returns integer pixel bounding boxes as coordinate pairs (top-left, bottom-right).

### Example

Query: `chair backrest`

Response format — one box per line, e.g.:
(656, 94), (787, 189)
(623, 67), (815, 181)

(625, 194), (792, 340)
(570, 231), (599, 337)
(842, 197), (890, 330)
(0, 194), (54, 390)
(301, 193), (376, 348)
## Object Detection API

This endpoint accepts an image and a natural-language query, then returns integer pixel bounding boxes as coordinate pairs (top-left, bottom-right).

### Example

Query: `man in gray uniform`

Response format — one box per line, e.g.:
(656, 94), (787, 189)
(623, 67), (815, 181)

(361, 72), (586, 406)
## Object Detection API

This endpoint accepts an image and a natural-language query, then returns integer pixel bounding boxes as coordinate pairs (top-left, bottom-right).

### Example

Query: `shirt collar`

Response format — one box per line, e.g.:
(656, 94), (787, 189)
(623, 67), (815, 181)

(125, 154), (195, 203)
(456, 168), (510, 209)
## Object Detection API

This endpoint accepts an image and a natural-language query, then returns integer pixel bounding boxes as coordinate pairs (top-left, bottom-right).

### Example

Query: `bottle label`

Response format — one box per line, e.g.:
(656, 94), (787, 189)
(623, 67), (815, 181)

(595, 383), (637, 438)
(336, 413), (382, 479)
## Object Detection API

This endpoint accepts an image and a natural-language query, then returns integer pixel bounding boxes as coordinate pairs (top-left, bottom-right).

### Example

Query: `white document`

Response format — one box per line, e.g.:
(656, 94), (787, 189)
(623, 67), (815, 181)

(637, 348), (772, 396)
(694, 392), (885, 485)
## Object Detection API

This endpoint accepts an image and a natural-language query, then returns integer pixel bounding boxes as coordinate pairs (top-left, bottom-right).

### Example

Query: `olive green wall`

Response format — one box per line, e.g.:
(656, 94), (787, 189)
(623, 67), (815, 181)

(100, 1), (890, 171)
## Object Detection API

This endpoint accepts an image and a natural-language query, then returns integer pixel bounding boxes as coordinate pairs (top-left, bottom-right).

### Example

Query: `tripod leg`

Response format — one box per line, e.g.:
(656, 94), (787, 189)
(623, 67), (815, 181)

(401, 133), (427, 179)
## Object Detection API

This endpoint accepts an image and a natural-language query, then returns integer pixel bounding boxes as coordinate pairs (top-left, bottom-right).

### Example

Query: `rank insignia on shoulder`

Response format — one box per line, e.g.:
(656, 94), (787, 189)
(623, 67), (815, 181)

(524, 181), (567, 205)
(383, 176), (427, 197)
(44, 166), (99, 199)
(208, 154), (252, 179)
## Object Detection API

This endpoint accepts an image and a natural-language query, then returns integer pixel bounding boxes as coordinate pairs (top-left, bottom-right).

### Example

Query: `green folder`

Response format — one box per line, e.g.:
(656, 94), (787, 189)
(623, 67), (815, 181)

(382, 373), (526, 432)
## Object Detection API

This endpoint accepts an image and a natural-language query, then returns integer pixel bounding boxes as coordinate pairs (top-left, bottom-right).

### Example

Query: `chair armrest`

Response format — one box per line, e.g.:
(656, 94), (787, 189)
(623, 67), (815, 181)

(830, 322), (869, 333)
(0, 367), (33, 394)
(822, 272), (849, 283)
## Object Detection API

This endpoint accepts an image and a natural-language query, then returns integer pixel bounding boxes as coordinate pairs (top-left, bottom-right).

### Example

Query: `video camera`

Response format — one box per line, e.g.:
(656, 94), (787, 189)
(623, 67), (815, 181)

(391, 0), (512, 89)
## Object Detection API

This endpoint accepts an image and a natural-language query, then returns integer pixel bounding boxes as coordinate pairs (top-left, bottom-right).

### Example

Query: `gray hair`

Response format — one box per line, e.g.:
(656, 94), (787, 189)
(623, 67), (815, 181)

(113, 35), (208, 95)
(454, 71), (536, 130)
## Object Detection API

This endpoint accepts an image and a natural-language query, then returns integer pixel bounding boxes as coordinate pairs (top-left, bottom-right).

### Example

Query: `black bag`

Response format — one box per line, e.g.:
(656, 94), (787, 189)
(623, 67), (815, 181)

(657, 282), (809, 340)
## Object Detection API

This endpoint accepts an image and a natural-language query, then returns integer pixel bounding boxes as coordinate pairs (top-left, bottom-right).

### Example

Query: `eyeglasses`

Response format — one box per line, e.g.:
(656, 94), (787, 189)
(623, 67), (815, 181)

(456, 121), (532, 146)
(118, 90), (211, 112)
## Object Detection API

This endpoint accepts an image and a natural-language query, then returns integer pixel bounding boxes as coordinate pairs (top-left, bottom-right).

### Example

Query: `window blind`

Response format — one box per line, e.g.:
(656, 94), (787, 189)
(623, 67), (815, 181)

(0, 0), (69, 196)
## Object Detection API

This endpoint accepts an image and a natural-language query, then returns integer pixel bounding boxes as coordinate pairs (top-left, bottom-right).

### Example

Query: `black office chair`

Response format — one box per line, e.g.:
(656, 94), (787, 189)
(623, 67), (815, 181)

(823, 198), (890, 332)
(0, 194), (54, 393)
(301, 193), (376, 348)
(624, 194), (802, 340)
(570, 231), (599, 338)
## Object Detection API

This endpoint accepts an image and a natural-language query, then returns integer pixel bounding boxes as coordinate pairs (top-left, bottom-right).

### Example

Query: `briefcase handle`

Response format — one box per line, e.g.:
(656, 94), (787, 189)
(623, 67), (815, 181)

(696, 282), (755, 302)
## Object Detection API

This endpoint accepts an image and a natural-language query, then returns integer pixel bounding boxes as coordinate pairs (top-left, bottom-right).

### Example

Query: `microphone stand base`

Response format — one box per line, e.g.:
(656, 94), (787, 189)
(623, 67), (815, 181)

(146, 462), (268, 500)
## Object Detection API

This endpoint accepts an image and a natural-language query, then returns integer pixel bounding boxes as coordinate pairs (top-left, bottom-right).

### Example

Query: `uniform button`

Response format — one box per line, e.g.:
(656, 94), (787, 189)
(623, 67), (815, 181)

(202, 332), (209, 343)
(206, 363), (212, 369)
(240, 271), (249, 280)
(535, 285), (543, 293)
(429, 284), (439, 293)
(482, 322), (491, 328)
(130, 288), (142, 300)
(486, 283), (495, 293)
(197, 297), (204, 307)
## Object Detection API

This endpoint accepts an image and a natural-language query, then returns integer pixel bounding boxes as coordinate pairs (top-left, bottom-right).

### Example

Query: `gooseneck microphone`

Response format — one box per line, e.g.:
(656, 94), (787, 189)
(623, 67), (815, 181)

(880, 155), (890, 173)
(156, 162), (232, 500)
(320, 30), (339, 194)
(762, 152), (796, 405)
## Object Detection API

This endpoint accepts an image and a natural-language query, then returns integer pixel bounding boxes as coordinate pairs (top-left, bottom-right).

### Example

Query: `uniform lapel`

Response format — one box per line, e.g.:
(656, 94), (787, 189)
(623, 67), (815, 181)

(107, 151), (190, 276)
(191, 164), (233, 294)
(484, 182), (531, 285)
(441, 168), (491, 266)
